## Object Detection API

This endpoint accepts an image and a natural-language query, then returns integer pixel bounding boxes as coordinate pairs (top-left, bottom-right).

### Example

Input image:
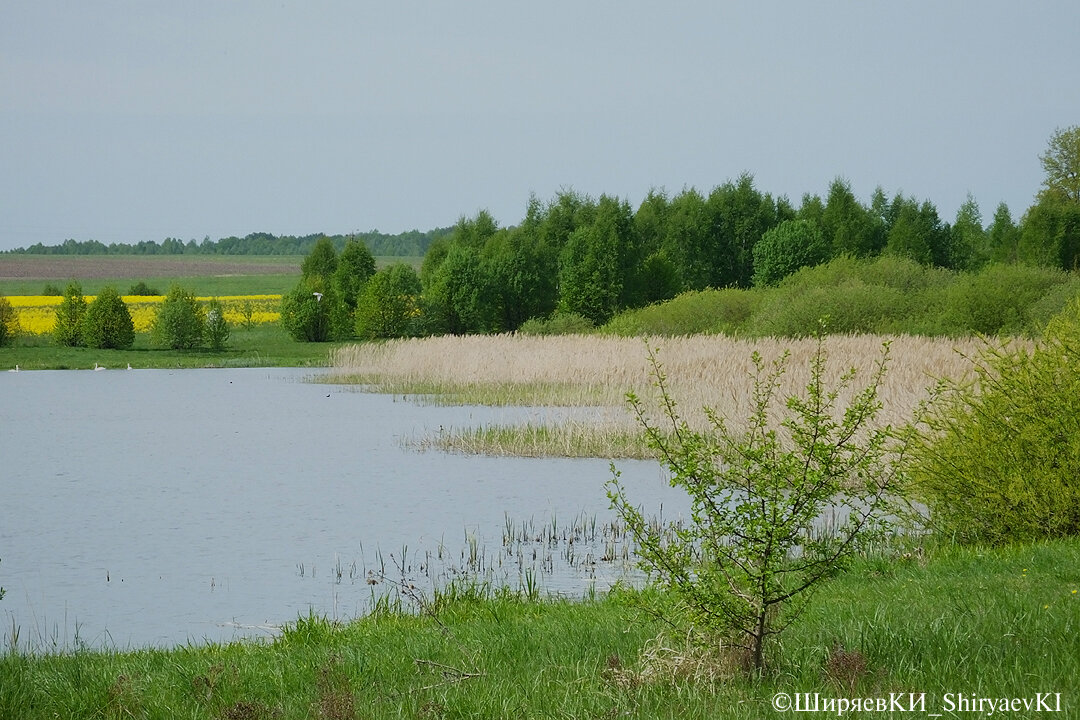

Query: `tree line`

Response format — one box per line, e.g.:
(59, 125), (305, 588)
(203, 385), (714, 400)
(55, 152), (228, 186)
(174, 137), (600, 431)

(278, 126), (1080, 341)
(4, 228), (453, 257)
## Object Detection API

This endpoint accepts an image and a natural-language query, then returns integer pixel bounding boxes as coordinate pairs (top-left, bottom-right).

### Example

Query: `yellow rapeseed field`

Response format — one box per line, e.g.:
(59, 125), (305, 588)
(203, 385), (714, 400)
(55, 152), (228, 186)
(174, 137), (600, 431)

(6, 295), (281, 334)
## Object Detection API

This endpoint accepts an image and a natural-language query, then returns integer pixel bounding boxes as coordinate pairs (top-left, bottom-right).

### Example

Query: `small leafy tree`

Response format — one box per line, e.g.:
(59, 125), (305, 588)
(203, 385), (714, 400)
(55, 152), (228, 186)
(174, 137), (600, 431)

(81, 286), (135, 349)
(152, 285), (205, 349)
(53, 281), (87, 347)
(354, 264), (422, 339)
(205, 298), (230, 351)
(0, 295), (18, 347)
(333, 238), (377, 311)
(301, 236), (338, 283)
(280, 280), (349, 342)
(239, 299), (256, 330)
(608, 331), (920, 671)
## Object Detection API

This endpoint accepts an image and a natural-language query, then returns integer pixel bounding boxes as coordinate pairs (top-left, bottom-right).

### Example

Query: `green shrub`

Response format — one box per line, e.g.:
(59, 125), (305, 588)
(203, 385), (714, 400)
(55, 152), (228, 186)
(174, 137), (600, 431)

(52, 281), (87, 347)
(205, 298), (230, 351)
(128, 281), (160, 296)
(281, 280), (349, 342)
(0, 295), (18, 347)
(152, 285), (206, 349)
(81, 286), (134, 349)
(1025, 277), (1080, 332)
(42, 283), (63, 296)
(911, 299), (1080, 545)
(856, 253), (952, 293)
(926, 263), (1069, 336)
(749, 283), (908, 337)
(517, 311), (595, 336)
(603, 288), (759, 337)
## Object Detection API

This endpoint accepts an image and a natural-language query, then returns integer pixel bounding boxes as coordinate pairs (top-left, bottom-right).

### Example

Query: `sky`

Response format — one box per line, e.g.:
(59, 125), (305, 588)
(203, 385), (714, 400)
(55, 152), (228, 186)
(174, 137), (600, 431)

(2, 1), (1078, 251)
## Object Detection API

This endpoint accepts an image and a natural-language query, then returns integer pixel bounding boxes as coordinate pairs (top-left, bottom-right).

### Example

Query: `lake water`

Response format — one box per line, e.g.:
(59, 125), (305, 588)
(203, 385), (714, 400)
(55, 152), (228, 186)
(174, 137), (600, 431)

(0, 367), (684, 651)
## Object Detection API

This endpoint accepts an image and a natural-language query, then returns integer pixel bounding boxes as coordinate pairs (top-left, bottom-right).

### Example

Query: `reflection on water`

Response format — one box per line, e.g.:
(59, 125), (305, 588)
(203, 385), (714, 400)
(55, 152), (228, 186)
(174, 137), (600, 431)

(0, 368), (684, 650)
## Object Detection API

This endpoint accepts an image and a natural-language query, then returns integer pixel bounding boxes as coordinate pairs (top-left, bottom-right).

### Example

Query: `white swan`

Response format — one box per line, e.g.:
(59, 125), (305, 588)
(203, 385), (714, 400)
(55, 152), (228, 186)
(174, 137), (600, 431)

(94, 362), (105, 371)
(6, 365), (17, 372)
(127, 363), (133, 370)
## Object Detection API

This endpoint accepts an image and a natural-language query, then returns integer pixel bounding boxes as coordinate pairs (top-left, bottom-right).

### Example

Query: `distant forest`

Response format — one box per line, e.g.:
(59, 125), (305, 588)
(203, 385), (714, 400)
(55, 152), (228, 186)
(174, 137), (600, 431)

(4, 228), (454, 257)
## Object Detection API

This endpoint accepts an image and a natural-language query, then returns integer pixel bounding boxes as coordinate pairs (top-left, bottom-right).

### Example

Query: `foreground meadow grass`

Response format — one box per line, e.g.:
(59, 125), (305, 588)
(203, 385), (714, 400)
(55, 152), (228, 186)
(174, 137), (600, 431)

(3, 539), (1077, 718)
(330, 333), (997, 458)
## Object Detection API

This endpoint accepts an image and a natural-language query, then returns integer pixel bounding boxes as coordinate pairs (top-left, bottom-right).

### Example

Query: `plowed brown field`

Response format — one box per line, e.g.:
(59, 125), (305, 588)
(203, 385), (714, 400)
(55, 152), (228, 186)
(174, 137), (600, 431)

(0, 255), (300, 279)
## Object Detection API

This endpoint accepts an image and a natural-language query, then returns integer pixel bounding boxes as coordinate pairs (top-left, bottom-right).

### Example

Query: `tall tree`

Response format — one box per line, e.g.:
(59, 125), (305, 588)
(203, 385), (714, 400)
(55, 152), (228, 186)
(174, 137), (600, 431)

(706, 173), (781, 288)
(1018, 127), (1080, 269)
(300, 236), (338, 284)
(662, 188), (712, 291)
(558, 196), (635, 324)
(423, 243), (497, 335)
(987, 202), (1021, 264)
(821, 178), (883, 258)
(1040, 125), (1080, 203)
(332, 238), (377, 310)
(481, 226), (558, 331)
(950, 195), (989, 271)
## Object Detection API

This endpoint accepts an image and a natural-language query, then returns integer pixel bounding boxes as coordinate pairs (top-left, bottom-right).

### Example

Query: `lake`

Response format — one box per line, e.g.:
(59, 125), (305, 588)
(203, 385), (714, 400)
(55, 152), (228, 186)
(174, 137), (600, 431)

(0, 367), (683, 651)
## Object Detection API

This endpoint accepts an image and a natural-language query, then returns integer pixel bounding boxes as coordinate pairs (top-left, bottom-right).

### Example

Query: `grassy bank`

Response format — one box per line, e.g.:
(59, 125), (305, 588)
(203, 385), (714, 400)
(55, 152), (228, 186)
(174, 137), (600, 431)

(331, 333), (995, 458)
(1, 325), (338, 370)
(3, 538), (1077, 718)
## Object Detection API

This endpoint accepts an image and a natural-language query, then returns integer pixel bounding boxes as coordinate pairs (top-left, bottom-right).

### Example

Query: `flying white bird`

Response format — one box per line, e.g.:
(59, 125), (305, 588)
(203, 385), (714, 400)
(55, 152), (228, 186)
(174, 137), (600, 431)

(312, 292), (324, 302)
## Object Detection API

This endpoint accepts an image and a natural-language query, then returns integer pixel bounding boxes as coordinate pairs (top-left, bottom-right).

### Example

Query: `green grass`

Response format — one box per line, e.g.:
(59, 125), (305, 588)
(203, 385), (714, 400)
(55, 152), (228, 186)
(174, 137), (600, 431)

(3, 539), (1078, 718)
(1, 325), (340, 369)
(1, 273), (295, 297)
(408, 420), (652, 458)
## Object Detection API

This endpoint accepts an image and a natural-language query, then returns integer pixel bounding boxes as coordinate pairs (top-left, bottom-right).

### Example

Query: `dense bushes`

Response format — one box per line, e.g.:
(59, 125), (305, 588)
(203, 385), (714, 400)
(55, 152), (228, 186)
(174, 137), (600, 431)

(517, 311), (594, 336)
(600, 255), (1079, 339)
(910, 299), (1080, 545)
(924, 263), (1067, 336)
(602, 288), (761, 337)
(749, 283), (908, 336)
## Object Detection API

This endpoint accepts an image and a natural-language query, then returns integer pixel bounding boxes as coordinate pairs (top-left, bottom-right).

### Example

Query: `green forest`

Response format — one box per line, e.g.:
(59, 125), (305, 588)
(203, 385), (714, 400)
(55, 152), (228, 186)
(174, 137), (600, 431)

(279, 126), (1080, 341)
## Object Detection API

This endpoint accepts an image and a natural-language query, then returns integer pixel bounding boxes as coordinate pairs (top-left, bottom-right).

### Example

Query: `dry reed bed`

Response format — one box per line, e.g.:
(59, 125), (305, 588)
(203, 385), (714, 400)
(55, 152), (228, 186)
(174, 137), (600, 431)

(332, 334), (999, 456)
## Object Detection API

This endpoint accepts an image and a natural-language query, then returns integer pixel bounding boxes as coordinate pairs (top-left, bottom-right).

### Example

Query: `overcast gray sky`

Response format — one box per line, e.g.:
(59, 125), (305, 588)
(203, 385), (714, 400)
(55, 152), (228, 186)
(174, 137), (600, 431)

(2, 1), (1077, 251)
